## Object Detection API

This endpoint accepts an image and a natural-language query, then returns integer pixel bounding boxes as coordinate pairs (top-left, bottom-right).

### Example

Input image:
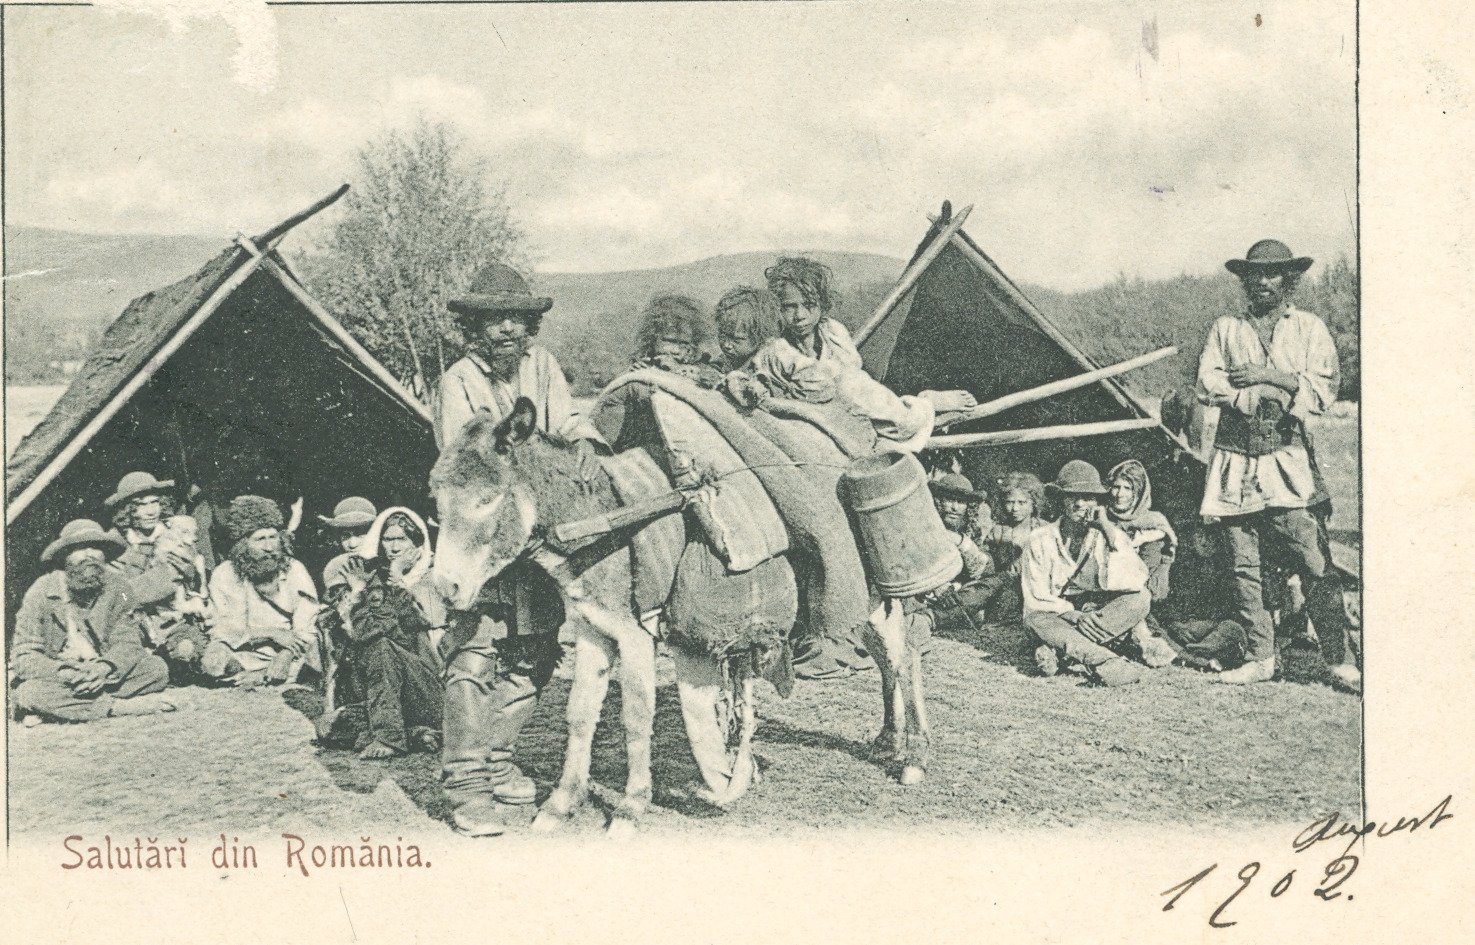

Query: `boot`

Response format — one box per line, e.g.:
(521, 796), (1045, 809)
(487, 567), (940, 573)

(451, 796), (506, 837)
(1215, 657), (1276, 684)
(483, 671), (542, 805)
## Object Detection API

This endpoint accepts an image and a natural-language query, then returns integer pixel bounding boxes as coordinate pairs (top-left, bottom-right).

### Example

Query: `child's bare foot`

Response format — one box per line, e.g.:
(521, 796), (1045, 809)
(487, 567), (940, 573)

(358, 741), (401, 760)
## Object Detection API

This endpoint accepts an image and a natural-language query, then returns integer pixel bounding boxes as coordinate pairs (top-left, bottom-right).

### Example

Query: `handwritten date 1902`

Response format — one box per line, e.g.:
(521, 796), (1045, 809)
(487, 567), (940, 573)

(1160, 794), (1453, 929)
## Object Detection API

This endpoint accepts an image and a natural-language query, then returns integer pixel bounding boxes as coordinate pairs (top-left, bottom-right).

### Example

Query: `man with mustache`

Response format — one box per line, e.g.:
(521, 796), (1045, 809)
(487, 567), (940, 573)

(431, 261), (601, 836)
(201, 495), (321, 687)
(1196, 240), (1354, 688)
(1020, 460), (1152, 687)
(10, 520), (174, 722)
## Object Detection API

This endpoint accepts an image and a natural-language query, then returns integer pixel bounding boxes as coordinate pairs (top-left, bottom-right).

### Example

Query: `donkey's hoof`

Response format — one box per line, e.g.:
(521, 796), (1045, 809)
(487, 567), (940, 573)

(606, 815), (640, 840)
(900, 765), (927, 786)
(531, 807), (570, 833)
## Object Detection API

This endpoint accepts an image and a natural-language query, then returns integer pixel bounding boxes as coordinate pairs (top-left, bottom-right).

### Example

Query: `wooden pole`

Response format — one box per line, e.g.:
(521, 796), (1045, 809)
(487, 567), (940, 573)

(853, 204), (973, 349)
(927, 417), (1159, 450)
(936, 346), (1177, 429)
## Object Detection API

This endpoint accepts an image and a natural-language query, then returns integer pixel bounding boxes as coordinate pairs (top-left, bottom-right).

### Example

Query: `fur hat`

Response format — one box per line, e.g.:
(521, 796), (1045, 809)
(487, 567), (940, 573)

(223, 494), (284, 546)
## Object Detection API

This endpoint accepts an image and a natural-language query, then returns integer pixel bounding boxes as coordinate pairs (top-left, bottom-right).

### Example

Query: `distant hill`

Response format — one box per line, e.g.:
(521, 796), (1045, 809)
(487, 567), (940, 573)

(4, 226), (226, 327)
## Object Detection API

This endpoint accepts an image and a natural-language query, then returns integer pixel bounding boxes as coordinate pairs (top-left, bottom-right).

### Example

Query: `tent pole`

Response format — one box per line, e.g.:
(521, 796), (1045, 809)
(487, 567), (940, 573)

(928, 417), (1160, 450)
(936, 346), (1177, 428)
(853, 204), (973, 349)
(6, 253), (271, 526)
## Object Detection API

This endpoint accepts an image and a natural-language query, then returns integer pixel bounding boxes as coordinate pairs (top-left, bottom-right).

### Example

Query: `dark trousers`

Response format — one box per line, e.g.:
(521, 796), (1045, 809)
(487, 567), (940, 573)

(1224, 508), (1347, 664)
(1025, 589), (1151, 667)
(13, 654), (169, 722)
(440, 616), (561, 805)
(352, 637), (443, 754)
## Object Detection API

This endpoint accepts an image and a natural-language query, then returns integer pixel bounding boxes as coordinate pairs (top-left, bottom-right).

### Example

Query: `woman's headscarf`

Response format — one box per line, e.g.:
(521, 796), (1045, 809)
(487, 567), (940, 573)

(360, 506), (433, 586)
(1106, 460), (1177, 554)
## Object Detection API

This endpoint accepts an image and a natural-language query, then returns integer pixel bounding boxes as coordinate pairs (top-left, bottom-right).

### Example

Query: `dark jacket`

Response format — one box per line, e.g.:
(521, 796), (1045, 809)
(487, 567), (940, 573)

(10, 571), (150, 682)
(112, 543), (191, 608)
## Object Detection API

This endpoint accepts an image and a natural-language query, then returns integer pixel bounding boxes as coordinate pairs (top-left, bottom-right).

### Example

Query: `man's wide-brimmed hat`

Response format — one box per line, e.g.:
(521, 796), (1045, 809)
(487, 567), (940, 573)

(929, 473), (985, 503)
(1046, 460), (1109, 496)
(42, 519), (127, 565)
(449, 262), (553, 318)
(105, 471), (175, 510)
(318, 496), (377, 530)
(1225, 239), (1314, 277)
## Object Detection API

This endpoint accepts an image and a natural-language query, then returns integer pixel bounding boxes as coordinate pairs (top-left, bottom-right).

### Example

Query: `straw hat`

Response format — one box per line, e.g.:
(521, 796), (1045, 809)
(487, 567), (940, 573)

(449, 262), (553, 317)
(317, 497), (377, 530)
(1224, 239), (1313, 277)
(104, 471), (175, 510)
(42, 519), (127, 565)
(1046, 460), (1109, 496)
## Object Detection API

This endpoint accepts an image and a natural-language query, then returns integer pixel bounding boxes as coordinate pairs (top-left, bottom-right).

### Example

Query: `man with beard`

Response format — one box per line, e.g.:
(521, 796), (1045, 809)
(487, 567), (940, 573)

(929, 473), (993, 582)
(1196, 240), (1354, 688)
(430, 261), (601, 836)
(201, 495), (320, 687)
(10, 520), (174, 722)
(1020, 460), (1152, 687)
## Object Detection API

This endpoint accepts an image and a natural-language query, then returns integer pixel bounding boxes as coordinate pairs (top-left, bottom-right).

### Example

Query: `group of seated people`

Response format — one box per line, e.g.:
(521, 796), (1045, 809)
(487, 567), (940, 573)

(9, 471), (447, 759)
(925, 457), (1180, 687)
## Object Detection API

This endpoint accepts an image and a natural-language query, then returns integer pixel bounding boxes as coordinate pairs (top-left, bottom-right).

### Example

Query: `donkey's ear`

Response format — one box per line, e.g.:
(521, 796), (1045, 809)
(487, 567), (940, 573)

(494, 397), (539, 452)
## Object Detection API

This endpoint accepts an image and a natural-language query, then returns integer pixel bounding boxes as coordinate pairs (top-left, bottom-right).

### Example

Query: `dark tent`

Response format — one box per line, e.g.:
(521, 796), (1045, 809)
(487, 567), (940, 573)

(5, 187), (438, 620)
(856, 202), (1205, 522)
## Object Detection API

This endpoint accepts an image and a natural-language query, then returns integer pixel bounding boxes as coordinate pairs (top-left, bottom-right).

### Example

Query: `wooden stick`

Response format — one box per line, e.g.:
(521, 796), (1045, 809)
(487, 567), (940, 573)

(552, 489), (685, 544)
(936, 346), (1177, 428)
(927, 417), (1160, 450)
(853, 204), (973, 349)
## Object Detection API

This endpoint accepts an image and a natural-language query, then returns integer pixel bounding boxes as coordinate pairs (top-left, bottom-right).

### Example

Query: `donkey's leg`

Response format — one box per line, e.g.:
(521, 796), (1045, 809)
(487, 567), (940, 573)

(861, 609), (903, 761)
(608, 623), (658, 836)
(672, 646), (736, 799)
(894, 603), (933, 785)
(532, 627), (615, 831)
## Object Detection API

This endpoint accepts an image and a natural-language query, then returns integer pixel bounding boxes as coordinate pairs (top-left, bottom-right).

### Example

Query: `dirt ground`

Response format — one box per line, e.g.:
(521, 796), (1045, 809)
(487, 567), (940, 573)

(6, 617), (1360, 841)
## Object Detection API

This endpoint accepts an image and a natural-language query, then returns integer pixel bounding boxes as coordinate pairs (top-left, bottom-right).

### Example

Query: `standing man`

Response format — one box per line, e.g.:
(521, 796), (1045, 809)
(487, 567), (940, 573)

(432, 261), (603, 836)
(1197, 240), (1354, 688)
(10, 520), (174, 722)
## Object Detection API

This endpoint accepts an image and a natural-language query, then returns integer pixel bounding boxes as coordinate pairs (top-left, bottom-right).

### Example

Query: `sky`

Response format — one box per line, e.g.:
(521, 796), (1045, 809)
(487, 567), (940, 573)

(3, 0), (1357, 289)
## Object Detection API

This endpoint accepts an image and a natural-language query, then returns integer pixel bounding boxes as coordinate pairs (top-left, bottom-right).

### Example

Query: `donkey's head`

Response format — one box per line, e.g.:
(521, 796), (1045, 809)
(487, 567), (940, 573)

(429, 398), (544, 610)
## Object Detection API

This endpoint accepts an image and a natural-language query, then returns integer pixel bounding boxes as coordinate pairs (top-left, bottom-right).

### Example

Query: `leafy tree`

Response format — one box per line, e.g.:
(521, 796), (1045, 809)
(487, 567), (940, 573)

(295, 119), (529, 399)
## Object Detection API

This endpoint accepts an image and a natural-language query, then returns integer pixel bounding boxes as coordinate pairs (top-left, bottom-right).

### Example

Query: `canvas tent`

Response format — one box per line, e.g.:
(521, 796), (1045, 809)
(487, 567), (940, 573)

(5, 186), (438, 620)
(856, 201), (1206, 521)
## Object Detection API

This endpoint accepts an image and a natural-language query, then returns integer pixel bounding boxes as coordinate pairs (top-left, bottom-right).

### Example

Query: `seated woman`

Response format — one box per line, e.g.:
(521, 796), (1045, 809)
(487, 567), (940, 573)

(748, 257), (976, 451)
(1105, 460), (1177, 602)
(319, 506), (444, 760)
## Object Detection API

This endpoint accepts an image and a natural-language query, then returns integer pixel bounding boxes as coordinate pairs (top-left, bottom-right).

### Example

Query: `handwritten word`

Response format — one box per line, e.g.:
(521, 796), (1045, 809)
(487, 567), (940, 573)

(1294, 794), (1454, 856)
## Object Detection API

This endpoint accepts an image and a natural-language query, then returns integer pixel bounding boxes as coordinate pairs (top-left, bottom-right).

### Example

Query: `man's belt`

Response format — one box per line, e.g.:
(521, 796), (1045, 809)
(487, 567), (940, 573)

(1216, 399), (1301, 457)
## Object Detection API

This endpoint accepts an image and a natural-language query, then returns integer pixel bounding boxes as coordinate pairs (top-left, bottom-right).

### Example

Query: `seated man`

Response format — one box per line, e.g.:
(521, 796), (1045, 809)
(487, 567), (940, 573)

(317, 501), (444, 759)
(105, 472), (203, 658)
(202, 495), (320, 687)
(11, 520), (174, 723)
(930, 474), (993, 583)
(1020, 461), (1152, 687)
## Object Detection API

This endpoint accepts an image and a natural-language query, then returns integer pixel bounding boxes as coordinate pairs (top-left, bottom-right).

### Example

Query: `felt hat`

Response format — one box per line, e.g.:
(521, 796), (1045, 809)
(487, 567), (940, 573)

(317, 497), (378, 530)
(929, 473), (985, 503)
(1224, 239), (1314, 277)
(1046, 460), (1109, 496)
(449, 262), (553, 318)
(104, 471), (176, 510)
(42, 519), (127, 565)
(223, 494), (284, 546)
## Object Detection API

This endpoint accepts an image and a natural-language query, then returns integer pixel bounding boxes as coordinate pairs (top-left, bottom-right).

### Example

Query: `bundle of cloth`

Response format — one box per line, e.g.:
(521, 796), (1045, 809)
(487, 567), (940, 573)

(592, 369), (879, 678)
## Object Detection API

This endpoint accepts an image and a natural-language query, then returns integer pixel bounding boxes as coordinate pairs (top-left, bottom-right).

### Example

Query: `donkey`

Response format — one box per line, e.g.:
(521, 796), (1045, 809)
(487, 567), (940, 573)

(430, 398), (933, 835)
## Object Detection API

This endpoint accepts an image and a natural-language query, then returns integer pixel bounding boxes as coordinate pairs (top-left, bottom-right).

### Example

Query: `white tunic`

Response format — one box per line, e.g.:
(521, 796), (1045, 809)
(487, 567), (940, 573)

(1196, 305), (1340, 517)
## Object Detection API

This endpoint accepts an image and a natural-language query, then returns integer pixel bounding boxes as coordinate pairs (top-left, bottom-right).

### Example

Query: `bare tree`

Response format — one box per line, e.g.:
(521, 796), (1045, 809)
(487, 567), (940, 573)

(296, 119), (529, 399)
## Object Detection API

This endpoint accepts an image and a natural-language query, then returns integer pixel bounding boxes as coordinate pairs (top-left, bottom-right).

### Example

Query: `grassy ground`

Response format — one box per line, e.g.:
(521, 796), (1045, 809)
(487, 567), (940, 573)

(7, 617), (1360, 840)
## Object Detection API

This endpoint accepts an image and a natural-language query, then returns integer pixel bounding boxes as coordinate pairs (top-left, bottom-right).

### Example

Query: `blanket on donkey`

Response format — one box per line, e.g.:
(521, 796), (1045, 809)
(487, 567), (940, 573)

(594, 370), (874, 650)
(599, 446), (686, 616)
